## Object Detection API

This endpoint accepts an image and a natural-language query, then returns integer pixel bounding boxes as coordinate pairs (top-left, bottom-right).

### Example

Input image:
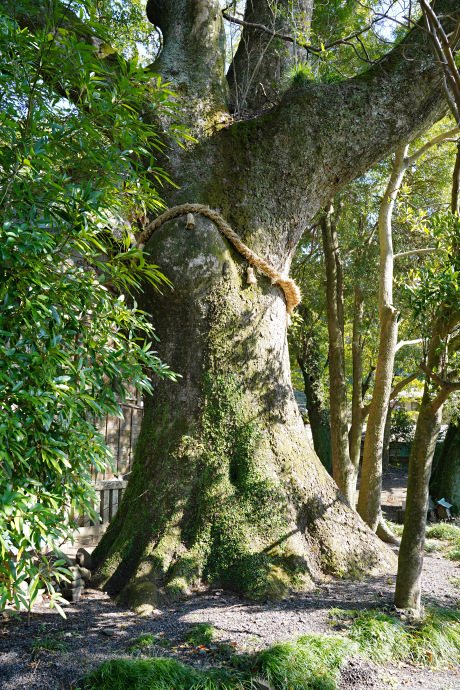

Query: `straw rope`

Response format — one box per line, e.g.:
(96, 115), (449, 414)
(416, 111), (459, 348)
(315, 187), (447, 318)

(135, 203), (301, 320)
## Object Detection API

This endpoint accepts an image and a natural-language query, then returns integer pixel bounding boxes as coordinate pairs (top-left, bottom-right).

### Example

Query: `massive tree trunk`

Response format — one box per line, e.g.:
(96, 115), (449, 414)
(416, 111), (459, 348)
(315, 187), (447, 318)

(86, 0), (460, 610)
(440, 422), (460, 511)
(430, 418), (459, 498)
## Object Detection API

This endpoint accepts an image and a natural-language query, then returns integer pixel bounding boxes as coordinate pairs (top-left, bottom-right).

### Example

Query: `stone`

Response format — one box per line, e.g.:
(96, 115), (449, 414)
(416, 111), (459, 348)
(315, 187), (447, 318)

(61, 585), (83, 602)
(101, 627), (117, 636)
(76, 548), (93, 570)
(77, 566), (91, 582)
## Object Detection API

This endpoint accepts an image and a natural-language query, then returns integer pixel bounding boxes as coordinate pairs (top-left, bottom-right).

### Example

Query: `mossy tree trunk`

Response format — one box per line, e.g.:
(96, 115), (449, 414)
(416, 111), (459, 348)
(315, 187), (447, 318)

(88, 0), (460, 609)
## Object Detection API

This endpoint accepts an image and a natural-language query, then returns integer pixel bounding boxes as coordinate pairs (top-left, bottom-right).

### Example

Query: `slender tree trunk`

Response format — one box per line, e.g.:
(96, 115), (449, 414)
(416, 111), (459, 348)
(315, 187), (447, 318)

(394, 386), (443, 612)
(357, 146), (408, 541)
(298, 352), (332, 474)
(321, 204), (355, 504)
(348, 286), (365, 503)
(394, 326), (448, 612)
(382, 403), (392, 468)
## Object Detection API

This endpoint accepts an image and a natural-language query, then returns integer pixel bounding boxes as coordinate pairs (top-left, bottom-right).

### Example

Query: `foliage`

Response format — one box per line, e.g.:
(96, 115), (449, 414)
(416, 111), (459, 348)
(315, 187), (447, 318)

(0, 1), (179, 615)
(390, 407), (416, 444)
(92, 0), (161, 64)
(400, 212), (460, 332)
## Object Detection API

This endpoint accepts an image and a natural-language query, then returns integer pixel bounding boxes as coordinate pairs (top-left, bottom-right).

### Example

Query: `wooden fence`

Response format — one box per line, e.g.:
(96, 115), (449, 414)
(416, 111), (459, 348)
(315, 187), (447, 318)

(74, 387), (143, 542)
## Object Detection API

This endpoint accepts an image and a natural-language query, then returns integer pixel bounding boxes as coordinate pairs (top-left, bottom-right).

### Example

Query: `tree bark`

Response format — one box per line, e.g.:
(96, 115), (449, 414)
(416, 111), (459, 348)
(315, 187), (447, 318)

(33, 0), (456, 608)
(430, 418), (459, 498)
(382, 402), (392, 469)
(227, 0), (313, 112)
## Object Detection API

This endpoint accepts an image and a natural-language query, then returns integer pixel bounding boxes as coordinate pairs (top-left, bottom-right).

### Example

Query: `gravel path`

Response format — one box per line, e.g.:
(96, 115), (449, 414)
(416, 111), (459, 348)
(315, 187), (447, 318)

(1, 469), (459, 690)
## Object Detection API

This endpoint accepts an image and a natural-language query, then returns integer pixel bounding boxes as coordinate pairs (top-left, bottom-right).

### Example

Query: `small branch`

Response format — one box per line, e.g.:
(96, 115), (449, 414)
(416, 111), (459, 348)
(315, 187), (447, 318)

(222, 10), (386, 59)
(390, 370), (420, 399)
(393, 247), (440, 259)
(362, 365), (376, 398)
(419, 361), (446, 387)
(395, 339), (423, 352)
(405, 126), (460, 166)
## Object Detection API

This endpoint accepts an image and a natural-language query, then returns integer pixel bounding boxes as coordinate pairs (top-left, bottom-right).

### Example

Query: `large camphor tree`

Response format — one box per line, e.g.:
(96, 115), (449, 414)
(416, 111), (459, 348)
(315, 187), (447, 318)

(14, 0), (460, 611)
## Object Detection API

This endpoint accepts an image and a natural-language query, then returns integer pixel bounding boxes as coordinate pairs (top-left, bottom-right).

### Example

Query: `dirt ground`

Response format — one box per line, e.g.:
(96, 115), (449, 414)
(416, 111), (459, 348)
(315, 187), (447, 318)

(1, 467), (459, 690)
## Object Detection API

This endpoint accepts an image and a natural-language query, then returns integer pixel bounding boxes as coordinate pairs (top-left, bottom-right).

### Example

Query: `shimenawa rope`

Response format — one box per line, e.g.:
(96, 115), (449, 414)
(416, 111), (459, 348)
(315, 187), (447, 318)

(135, 203), (301, 322)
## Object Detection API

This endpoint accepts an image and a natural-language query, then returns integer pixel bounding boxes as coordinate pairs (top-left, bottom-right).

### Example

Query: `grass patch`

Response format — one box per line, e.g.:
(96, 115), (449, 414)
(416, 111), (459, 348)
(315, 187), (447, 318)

(331, 607), (460, 668)
(31, 634), (67, 659)
(386, 521), (460, 560)
(424, 539), (442, 553)
(255, 634), (355, 690)
(83, 634), (355, 690)
(185, 622), (216, 646)
(127, 634), (159, 655)
(328, 608), (359, 621)
(82, 657), (246, 690)
(425, 523), (460, 560)
(386, 521), (404, 537)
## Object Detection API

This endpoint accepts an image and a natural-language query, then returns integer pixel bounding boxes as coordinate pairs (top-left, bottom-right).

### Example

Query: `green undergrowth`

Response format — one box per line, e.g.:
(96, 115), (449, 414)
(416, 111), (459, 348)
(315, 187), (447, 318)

(425, 523), (460, 560)
(387, 520), (460, 559)
(329, 607), (460, 667)
(31, 633), (67, 659)
(82, 633), (354, 690)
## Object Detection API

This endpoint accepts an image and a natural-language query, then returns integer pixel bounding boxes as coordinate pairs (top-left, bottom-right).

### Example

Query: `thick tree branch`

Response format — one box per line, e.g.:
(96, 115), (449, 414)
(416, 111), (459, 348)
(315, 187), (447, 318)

(217, 0), (460, 259)
(395, 339), (423, 352)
